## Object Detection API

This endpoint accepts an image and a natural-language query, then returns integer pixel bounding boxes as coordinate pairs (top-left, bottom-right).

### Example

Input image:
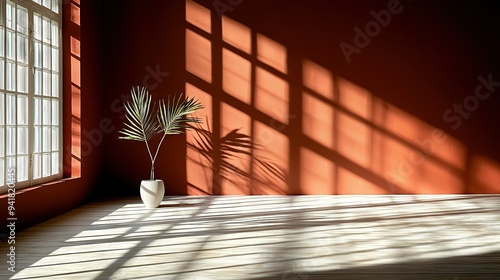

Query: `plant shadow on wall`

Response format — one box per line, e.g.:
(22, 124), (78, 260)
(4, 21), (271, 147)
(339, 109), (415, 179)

(188, 120), (288, 195)
(184, 0), (500, 195)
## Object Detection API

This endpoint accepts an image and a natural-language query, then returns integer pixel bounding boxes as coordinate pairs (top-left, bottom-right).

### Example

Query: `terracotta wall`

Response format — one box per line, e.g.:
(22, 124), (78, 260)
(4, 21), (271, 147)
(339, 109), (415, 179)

(103, 0), (500, 195)
(1, 0), (497, 234)
(101, 0), (187, 196)
(0, 0), (104, 232)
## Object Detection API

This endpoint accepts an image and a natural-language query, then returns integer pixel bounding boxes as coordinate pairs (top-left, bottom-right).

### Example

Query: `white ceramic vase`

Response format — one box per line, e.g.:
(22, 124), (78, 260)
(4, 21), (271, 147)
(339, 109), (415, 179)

(140, 179), (165, 208)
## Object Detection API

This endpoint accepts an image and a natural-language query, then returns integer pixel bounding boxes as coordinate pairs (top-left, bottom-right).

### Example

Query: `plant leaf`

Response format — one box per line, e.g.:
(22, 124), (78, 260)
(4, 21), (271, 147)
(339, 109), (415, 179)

(158, 93), (204, 135)
(118, 86), (159, 142)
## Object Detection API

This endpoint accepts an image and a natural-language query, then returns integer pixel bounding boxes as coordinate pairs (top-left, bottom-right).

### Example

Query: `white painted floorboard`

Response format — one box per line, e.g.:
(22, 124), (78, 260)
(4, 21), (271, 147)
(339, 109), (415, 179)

(1, 195), (500, 279)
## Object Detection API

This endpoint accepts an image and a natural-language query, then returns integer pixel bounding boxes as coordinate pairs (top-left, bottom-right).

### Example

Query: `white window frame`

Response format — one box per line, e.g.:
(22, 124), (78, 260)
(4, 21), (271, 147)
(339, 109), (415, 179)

(0, 0), (62, 194)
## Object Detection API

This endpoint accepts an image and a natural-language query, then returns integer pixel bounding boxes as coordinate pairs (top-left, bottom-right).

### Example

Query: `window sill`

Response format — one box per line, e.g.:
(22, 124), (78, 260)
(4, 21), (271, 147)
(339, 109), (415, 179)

(0, 176), (81, 199)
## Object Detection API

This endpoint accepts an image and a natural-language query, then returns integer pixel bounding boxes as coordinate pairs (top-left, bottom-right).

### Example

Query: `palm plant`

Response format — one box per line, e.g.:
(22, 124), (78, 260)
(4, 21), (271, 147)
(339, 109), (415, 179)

(118, 86), (203, 180)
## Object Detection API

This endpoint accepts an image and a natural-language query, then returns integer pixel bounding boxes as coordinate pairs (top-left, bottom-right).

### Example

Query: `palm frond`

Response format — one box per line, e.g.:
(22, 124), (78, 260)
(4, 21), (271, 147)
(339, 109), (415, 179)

(158, 93), (204, 135)
(118, 86), (159, 142)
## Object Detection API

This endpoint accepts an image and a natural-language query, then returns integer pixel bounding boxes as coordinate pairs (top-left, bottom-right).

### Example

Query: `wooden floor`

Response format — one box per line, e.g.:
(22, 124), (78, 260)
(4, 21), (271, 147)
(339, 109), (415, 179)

(1, 195), (500, 280)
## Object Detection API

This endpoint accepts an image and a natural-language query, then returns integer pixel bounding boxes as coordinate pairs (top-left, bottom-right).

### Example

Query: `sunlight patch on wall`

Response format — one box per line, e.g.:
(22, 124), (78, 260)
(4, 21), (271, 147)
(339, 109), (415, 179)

(70, 2), (80, 25)
(379, 131), (464, 194)
(377, 134), (415, 193)
(186, 145), (212, 195)
(302, 91), (334, 150)
(253, 121), (289, 194)
(223, 48), (251, 104)
(256, 33), (287, 74)
(255, 67), (289, 124)
(369, 98), (467, 193)
(185, 83), (213, 136)
(185, 83), (213, 195)
(337, 167), (387, 194)
(337, 77), (371, 119)
(430, 132), (467, 171)
(469, 155), (500, 193)
(185, 0), (211, 33)
(69, 33), (81, 177)
(302, 59), (334, 101)
(221, 103), (251, 194)
(300, 148), (335, 194)
(186, 29), (212, 83)
(417, 159), (464, 193)
(375, 101), (433, 149)
(222, 15), (251, 54)
(336, 113), (371, 169)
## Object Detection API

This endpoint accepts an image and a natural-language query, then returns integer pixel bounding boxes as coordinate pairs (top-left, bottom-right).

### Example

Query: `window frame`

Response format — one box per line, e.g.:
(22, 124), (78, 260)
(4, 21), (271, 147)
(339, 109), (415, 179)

(0, 0), (62, 194)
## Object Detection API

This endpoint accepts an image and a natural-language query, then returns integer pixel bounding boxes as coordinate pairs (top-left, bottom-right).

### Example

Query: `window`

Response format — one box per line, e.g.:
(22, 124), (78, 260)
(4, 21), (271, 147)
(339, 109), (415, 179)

(0, 0), (61, 193)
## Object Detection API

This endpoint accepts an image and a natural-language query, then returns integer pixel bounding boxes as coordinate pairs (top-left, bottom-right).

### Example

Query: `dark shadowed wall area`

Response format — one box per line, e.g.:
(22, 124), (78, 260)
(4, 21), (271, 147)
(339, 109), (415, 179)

(101, 0), (187, 196)
(102, 0), (500, 195)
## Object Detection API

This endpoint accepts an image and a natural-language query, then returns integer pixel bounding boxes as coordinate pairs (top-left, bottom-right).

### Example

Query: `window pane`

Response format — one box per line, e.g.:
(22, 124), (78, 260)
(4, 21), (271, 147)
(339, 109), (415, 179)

(17, 155), (28, 181)
(34, 69), (42, 95)
(42, 153), (50, 177)
(43, 0), (50, 10)
(43, 43), (51, 69)
(6, 2), (14, 30)
(0, 60), (3, 89)
(51, 0), (58, 14)
(0, 28), (4, 57)
(33, 0), (42, 5)
(51, 21), (58, 46)
(34, 98), (41, 125)
(34, 41), (42, 68)
(51, 127), (58, 151)
(52, 99), (58, 125)
(43, 17), (50, 43)
(51, 47), (58, 71)
(16, 7), (28, 34)
(17, 35), (28, 63)
(52, 73), (58, 97)
(6, 30), (14, 60)
(7, 157), (15, 174)
(0, 159), (4, 186)
(0, 92), (4, 125)
(43, 71), (51, 96)
(0, 129), (4, 157)
(6, 127), (15, 156)
(6, 94), (15, 125)
(51, 152), (58, 175)
(17, 65), (28, 93)
(17, 94), (28, 125)
(33, 154), (41, 179)
(6, 61), (15, 91)
(42, 126), (51, 152)
(42, 98), (50, 125)
(34, 126), (41, 153)
(17, 127), (28, 154)
(34, 14), (42, 40)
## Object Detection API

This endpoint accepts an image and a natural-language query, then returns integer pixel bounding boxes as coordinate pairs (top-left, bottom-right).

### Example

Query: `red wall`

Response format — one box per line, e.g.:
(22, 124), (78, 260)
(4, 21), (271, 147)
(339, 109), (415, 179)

(0, 0), (497, 235)
(0, 0), (104, 232)
(102, 0), (500, 195)
(101, 0), (187, 196)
